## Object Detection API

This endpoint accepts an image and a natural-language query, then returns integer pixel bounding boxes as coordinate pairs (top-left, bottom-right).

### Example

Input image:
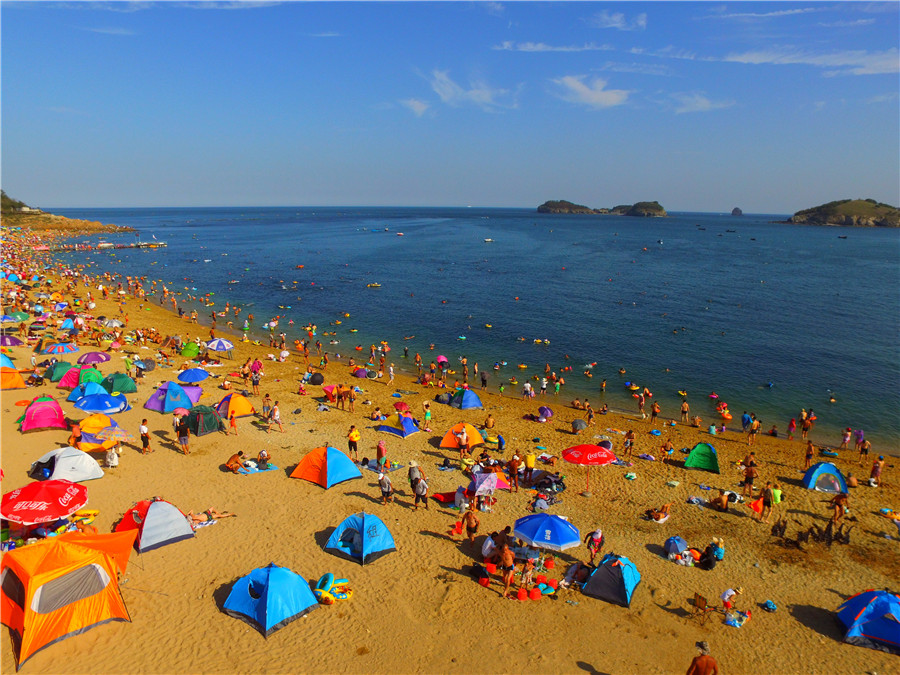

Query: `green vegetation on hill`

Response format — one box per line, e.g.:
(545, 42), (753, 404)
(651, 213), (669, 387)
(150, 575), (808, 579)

(537, 200), (599, 214)
(789, 199), (899, 227)
(538, 199), (666, 217)
(1, 190), (29, 214)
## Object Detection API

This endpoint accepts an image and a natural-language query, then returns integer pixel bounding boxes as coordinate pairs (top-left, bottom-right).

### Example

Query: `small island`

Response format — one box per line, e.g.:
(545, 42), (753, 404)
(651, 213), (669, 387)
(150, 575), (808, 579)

(537, 199), (667, 217)
(732, 207), (743, 216)
(788, 199), (899, 228)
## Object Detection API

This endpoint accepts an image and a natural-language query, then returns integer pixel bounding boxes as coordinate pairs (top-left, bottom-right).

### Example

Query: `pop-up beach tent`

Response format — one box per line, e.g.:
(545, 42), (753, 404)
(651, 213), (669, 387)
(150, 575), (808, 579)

(448, 389), (483, 410)
(0, 531), (136, 670)
(836, 590), (900, 654)
(684, 442), (720, 473)
(440, 422), (484, 449)
(0, 367), (27, 390)
(19, 398), (67, 433)
(216, 393), (256, 419)
(100, 372), (137, 394)
(324, 512), (396, 565)
(43, 361), (74, 382)
(114, 498), (194, 553)
(376, 414), (420, 439)
(582, 553), (641, 607)
(185, 405), (224, 437)
(29, 447), (103, 482)
(144, 381), (202, 414)
(223, 563), (319, 637)
(180, 342), (200, 359)
(290, 446), (362, 489)
(802, 462), (848, 494)
(78, 414), (122, 452)
(67, 381), (107, 403)
(56, 366), (99, 390)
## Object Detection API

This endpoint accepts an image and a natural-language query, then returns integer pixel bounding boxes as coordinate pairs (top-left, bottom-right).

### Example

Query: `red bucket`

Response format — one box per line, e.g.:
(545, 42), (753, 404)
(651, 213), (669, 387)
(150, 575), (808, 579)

(485, 563), (497, 575)
(545, 559), (555, 569)
(529, 588), (542, 601)
(517, 588), (528, 601)
(548, 578), (559, 590)
(478, 577), (490, 588)
(535, 574), (547, 585)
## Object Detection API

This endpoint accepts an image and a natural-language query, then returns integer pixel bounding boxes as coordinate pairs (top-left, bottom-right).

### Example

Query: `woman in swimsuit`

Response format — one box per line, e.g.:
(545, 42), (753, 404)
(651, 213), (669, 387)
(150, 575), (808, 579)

(186, 508), (237, 527)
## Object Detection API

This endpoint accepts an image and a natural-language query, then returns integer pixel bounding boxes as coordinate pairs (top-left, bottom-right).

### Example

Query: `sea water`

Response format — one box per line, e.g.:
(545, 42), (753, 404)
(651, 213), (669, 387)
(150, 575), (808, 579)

(53, 206), (900, 452)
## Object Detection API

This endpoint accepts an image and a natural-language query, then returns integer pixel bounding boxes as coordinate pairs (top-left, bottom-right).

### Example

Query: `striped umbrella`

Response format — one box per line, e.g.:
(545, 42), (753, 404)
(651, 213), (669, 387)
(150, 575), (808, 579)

(43, 343), (80, 355)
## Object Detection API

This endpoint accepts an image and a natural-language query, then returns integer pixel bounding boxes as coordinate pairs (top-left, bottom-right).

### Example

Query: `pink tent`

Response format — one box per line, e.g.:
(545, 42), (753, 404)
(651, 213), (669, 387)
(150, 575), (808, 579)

(56, 365), (93, 390)
(20, 398), (67, 432)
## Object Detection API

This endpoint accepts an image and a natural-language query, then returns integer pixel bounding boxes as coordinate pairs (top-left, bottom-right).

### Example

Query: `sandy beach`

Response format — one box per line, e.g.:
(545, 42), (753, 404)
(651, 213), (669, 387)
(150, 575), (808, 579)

(1, 219), (897, 675)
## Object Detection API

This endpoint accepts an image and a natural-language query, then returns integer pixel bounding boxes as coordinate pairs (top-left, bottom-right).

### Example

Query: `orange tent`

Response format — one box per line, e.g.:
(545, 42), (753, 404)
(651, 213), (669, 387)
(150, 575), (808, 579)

(1, 367), (27, 390)
(290, 446), (361, 489)
(440, 422), (484, 449)
(215, 393), (256, 419)
(0, 530), (136, 669)
(78, 413), (118, 452)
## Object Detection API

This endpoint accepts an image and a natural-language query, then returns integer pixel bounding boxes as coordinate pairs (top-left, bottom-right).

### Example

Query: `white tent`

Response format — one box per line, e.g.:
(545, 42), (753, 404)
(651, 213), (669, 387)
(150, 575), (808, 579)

(29, 446), (104, 482)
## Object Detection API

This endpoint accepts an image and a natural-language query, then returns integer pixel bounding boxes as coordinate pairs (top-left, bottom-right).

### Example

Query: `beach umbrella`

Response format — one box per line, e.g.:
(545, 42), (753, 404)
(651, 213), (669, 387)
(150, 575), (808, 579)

(513, 513), (581, 552)
(96, 425), (135, 443)
(34, 293), (50, 300)
(393, 402), (411, 412)
(436, 355), (448, 364)
(571, 418), (588, 432)
(206, 338), (235, 352)
(172, 407), (191, 417)
(101, 319), (124, 328)
(663, 536), (689, 556)
(43, 342), (79, 355)
(0, 315), (16, 323)
(33, 305), (44, 313)
(134, 358), (156, 372)
(178, 367), (210, 383)
(279, 350), (290, 360)
(353, 368), (368, 378)
(562, 441), (615, 496)
(469, 472), (498, 496)
(10, 312), (29, 322)
(1, 479), (89, 525)
(54, 302), (68, 312)
(538, 405), (553, 419)
(77, 351), (111, 365)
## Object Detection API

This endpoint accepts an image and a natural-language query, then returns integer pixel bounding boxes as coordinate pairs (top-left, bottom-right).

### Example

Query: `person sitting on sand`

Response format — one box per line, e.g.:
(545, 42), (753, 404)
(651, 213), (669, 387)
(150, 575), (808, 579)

(257, 448), (270, 470)
(371, 407), (384, 421)
(221, 379), (232, 391)
(710, 489), (729, 512)
(572, 398), (584, 410)
(646, 503), (673, 522)
(186, 508), (237, 527)
(483, 414), (495, 430)
(691, 415), (702, 428)
(481, 531), (499, 563)
(225, 451), (246, 474)
(698, 538), (724, 571)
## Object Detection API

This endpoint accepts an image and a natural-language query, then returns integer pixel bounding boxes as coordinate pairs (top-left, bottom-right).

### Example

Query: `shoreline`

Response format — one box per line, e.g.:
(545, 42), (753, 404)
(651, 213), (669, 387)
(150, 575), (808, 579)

(2, 216), (898, 674)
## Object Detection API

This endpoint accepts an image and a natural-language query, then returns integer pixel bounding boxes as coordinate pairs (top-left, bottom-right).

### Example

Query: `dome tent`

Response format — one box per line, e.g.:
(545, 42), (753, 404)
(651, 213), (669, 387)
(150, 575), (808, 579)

(684, 442), (720, 473)
(29, 446), (104, 482)
(836, 589), (900, 655)
(582, 553), (641, 607)
(324, 512), (396, 565)
(290, 446), (362, 489)
(114, 498), (194, 553)
(223, 563), (319, 637)
(802, 462), (848, 494)
(186, 405), (224, 437)
(448, 389), (483, 410)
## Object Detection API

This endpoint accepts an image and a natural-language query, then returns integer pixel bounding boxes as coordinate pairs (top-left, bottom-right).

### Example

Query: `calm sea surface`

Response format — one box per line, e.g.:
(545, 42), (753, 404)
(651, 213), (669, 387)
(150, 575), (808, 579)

(52, 207), (900, 453)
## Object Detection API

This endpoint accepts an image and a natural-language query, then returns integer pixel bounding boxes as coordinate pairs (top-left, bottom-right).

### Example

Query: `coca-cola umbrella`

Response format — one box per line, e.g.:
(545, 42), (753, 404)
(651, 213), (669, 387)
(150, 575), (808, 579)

(1, 479), (89, 525)
(393, 402), (411, 412)
(562, 441), (616, 497)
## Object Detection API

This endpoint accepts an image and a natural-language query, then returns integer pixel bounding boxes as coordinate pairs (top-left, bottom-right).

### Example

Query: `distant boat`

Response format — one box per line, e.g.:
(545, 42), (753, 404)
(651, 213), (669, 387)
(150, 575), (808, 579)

(396, 232), (404, 236)
(366, 283), (381, 288)
(484, 238), (494, 243)
(838, 235), (848, 239)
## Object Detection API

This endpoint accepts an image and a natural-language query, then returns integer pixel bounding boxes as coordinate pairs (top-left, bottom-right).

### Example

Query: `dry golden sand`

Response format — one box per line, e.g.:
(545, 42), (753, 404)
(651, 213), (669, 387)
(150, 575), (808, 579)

(1, 252), (898, 675)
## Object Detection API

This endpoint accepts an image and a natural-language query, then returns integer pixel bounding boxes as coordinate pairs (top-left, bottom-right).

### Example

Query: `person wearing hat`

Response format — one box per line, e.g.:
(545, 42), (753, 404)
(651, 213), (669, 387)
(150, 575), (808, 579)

(721, 586), (742, 611)
(839, 427), (852, 450)
(408, 460), (421, 488)
(507, 452), (522, 493)
(378, 472), (393, 505)
(870, 455), (885, 487)
(686, 641), (719, 675)
(584, 528), (604, 564)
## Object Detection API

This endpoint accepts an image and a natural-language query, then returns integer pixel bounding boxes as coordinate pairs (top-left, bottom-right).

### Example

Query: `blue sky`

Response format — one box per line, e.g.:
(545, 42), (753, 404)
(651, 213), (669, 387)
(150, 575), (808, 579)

(2, 1), (898, 212)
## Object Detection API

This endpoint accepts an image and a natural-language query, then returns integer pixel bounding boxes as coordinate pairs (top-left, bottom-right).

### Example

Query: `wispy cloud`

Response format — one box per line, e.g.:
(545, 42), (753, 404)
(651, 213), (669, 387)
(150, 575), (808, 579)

(552, 75), (631, 109)
(630, 46), (699, 61)
(175, 1), (281, 9)
(597, 61), (671, 77)
(308, 32), (340, 38)
(724, 47), (899, 76)
(484, 2), (504, 17)
(707, 7), (819, 20)
(81, 26), (136, 36)
(493, 41), (613, 53)
(400, 98), (430, 117)
(670, 92), (735, 114)
(588, 10), (647, 31)
(427, 70), (517, 111)
(819, 19), (876, 28)
(867, 92), (899, 104)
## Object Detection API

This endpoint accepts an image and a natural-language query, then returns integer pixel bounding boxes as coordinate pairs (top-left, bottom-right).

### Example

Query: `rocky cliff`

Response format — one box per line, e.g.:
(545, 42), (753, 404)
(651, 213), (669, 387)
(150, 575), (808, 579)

(788, 199), (899, 227)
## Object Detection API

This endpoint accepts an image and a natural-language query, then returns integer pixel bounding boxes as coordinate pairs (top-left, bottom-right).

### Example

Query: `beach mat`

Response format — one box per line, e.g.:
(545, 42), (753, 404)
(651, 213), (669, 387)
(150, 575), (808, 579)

(238, 464), (280, 475)
(362, 460), (404, 473)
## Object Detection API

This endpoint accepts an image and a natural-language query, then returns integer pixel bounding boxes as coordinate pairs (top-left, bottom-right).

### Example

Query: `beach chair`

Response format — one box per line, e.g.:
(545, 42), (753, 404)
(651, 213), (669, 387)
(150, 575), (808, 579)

(690, 593), (715, 625)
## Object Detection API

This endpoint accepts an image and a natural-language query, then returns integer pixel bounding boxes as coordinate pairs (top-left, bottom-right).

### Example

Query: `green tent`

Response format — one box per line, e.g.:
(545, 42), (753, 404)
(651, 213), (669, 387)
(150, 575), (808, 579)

(684, 442), (720, 473)
(101, 372), (137, 394)
(44, 361), (74, 382)
(186, 405), (224, 437)
(181, 342), (200, 358)
(78, 367), (104, 386)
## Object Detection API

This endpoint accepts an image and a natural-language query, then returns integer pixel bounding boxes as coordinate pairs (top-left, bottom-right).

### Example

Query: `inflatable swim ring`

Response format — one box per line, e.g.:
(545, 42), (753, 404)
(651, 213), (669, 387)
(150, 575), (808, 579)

(314, 589), (336, 605)
(678, 390), (687, 397)
(721, 412), (732, 420)
(316, 573), (335, 593)
(518, 364), (527, 369)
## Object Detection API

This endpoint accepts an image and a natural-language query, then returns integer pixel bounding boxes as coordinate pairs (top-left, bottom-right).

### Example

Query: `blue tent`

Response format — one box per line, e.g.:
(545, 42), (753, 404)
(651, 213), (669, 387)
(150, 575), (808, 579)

(837, 590), (900, 655)
(144, 381), (202, 413)
(582, 553), (641, 607)
(224, 563), (320, 637)
(0, 354), (15, 369)
(376, 414), (420, 439)
(449, 389), (483, 410)
(663, 536), (689, 556)
(290, 446), (362, 489)
(325, 512), (396, 565)
(74, 393), (131, 415)
(802, 462), (848, 494)
(66, 381), (107, 402)
(60, 318), (76, 330)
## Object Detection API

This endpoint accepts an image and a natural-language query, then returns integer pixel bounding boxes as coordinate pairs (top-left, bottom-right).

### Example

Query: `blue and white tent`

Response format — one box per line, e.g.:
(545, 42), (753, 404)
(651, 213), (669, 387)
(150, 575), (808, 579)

(324, 512), (396, 565)
(224, 563), (319, 637)
(448, 389), (483, 410)
(802, 462), (848, 494)
(837, 590), (900, 655)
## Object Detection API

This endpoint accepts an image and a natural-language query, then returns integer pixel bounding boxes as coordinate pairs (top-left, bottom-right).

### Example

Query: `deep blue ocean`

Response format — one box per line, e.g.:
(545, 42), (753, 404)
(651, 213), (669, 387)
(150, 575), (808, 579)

(51, 206), (900, 453)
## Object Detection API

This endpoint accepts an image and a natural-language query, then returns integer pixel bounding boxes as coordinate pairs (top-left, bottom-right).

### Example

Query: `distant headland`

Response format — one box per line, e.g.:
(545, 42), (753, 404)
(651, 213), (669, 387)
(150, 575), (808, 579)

(788, 199), (899, 228)
(537, 199), (667, 217)
(1, 190), (133, 233)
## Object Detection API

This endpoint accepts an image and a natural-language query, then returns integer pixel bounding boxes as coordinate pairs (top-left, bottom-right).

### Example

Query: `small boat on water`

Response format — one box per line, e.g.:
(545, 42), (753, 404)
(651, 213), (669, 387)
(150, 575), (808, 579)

(838, 235), (848, 239)
(366, 283), (381, 288)
(484, 238), (494, 242)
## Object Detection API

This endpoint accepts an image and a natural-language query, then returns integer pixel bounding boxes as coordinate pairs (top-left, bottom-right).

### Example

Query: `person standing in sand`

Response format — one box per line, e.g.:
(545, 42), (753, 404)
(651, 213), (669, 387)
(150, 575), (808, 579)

(857, 438), (871, 467)
(650, 400), (660, 425)
(747, 415), (760, 445)
(499, 543), (515, 598)
(378, 472), (393, 505)
(686, 641), (720, 675)
(742, 463), (758, 498)
(681, 399), (690, 423)
(870, 455), (885, 487)
(623, 430), (635, 458)
(347, 425), (360, 462)
(177, 417), (190, 455)
(462, 505), (480, 545)
(139, 419), (152, 454)
(804, 440), (814, 470)
(787, 418), (796, 440)
(266, 402), (284, 433)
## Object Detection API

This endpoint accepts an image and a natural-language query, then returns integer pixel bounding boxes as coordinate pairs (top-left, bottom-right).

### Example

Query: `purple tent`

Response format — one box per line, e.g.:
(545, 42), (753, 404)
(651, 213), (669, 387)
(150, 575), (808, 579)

(353, 368), (368, 378)
(144, 381), (203, 413)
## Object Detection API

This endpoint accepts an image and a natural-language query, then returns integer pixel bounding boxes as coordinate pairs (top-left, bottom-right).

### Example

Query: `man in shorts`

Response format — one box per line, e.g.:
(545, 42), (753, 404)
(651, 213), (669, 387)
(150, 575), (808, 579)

(140, 419), (152, 454)
(177, 417), (190, 455)
(499, 544), (516, 598)
(378, 472), (393, 505)
(857, 438), (871, 467)
(347, 425), (360, 462)
(413, 471), (429, 511)
(462, 505), (480, 545)
(742, 463), (758, 498)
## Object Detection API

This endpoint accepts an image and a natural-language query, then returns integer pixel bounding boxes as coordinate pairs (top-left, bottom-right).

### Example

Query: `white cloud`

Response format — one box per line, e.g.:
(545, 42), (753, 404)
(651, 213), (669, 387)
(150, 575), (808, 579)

(588, 10), (647, 31)
(82, 26), (136, 36)
(867, 92), (899, 104)
(708, 7), (819, 20)
(671, 92), (735, 114)
(630, 46), (699, 61)
(427, 70), (517, 111)
(308, 32), (340, 38)
(484, 2), (504, 16)
(819, 19), (876, 27)
(552, 75), (631, 109)
(175, 1), (281, 9)
(598, 61), (671, 76)
(725, 47), (899, 76)
(400, 99), (430, 117)
(493, 41), (614, 53)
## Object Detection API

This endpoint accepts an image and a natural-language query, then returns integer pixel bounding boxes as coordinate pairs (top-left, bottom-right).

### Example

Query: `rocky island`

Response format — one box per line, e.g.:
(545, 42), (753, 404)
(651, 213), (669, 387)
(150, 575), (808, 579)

(788, 199), (899, 228)
(732, 207), (743, 216)
(537, 199), (666, 217)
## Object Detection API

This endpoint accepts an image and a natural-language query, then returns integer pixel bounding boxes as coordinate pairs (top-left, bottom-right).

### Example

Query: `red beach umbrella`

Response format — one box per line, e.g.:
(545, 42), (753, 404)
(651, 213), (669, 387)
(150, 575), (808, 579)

(562, 441), (616, 497)
(393, 402), (411, 412)
(1, 479), (89, 525)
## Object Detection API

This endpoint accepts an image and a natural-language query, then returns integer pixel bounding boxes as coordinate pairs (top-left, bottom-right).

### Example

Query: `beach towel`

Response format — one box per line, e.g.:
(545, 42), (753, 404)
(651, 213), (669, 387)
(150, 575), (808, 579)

(238, 463), (280, 475)
(193, 519), (218, 530)
(362, 460), (404, 473)
(438, 465), (456, 471)
(638, 453), (656, 461)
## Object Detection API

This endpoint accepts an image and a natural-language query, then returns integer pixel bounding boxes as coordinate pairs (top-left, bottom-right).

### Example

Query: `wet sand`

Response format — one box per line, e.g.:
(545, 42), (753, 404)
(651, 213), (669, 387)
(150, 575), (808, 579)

(1, 222), (898, 675)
